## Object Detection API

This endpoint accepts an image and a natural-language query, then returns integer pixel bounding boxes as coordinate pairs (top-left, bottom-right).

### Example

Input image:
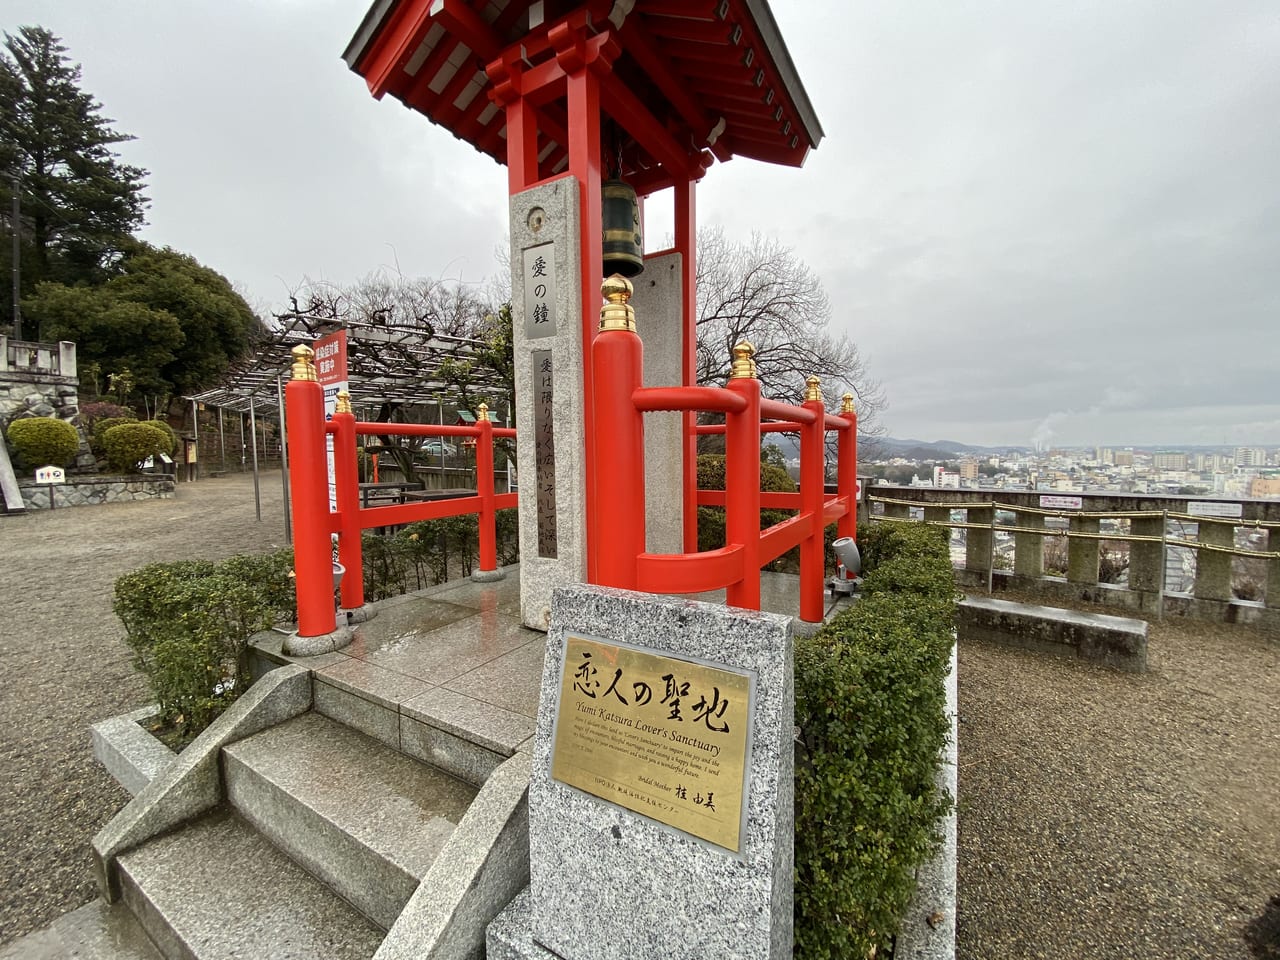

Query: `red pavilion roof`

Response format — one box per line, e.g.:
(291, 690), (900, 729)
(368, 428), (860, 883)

(343, 0), (823, 190)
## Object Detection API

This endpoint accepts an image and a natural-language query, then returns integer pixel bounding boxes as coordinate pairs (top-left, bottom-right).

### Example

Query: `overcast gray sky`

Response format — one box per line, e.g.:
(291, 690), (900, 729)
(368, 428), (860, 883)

(3, 1), (1276, 448)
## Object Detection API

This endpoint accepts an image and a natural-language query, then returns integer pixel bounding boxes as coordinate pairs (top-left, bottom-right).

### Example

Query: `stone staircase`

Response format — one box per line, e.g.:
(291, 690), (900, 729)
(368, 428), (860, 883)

(70, 664), (531, 960)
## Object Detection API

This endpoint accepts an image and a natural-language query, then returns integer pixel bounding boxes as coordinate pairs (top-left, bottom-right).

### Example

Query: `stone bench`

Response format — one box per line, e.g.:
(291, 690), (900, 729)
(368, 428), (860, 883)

(957, 596), (1148, 673)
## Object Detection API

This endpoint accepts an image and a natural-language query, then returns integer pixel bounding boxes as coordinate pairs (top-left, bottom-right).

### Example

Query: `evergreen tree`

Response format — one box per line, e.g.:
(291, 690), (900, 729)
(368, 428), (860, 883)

(0, 25), (148, 295)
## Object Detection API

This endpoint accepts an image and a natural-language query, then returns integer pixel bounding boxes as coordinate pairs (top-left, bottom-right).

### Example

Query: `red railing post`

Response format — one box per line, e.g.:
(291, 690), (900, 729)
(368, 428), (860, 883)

(591, 276), (646, 589)
(475, 403), (498, 574)
(333, 392), (365, 611)
(838, 393), (858, 541)
(285, 345), (337, 638)
(799, 376), (826, 623)
(725, 342), (761, 610)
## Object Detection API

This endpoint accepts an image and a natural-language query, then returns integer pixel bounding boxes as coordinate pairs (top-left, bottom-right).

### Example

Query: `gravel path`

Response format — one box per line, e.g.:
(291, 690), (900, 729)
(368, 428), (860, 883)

(0, 474), (289, 946)
(958, 591), (1280, 959)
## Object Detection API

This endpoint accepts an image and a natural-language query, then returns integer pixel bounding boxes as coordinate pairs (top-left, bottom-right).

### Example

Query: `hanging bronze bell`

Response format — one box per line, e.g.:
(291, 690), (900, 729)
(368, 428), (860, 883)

(601, 178), (644, 278)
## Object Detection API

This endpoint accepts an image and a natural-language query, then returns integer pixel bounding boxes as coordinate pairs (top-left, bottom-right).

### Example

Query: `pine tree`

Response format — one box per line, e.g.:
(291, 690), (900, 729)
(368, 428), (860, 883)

(0, 25), (148, 293)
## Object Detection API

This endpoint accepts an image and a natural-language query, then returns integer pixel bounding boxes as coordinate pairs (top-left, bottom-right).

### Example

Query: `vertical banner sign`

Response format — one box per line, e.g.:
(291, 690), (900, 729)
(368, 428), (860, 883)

(523, 244), (557, 339)
(532, 349), (557, 557)
(313, 330), (349, 512)
(551, 634), (754, 854)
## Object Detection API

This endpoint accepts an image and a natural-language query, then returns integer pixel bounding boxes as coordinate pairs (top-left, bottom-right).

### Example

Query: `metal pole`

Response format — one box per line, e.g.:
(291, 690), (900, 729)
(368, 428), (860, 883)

(239, 411), (246, 467)
(190, 399), (199, 481)
(250, 402), (261, 521)
(11, 174), (21, 341)
(277, 375), (292, 543)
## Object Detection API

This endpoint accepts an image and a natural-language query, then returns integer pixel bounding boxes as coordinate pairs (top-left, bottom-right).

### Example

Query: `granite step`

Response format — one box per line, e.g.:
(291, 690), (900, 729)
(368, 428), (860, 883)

(115, 808), (384, 960)
(221, 710), (479, 929)
(0, 899), (162, 960)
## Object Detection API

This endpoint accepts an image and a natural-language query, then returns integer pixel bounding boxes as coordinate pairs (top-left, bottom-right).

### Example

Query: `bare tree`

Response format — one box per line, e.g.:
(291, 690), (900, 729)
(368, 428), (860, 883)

(695, 227), (884, 435)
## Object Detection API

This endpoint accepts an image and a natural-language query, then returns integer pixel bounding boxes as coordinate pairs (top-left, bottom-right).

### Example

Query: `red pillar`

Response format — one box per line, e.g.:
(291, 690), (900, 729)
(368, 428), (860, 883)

(333, 398), (364, 611)
(566, 65), (604, 583)
(675, 178), (699, 553)
(724, 343), (761, 611)
(285, 347), (337, 638)
(838, 394), (858, 541)
(476, 406), (498, 573)
(800, 379), (826, 623)
(591, 278), (645, 589)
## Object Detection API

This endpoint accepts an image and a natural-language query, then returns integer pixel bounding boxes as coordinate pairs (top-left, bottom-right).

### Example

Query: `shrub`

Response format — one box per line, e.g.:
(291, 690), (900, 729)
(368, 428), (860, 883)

(357, 509), (521, 601)
(142, 419), (179, 457)
(103, 422), (170, 474)
(5, 416), (79, 469)
(113, 549), (296, 739)
(90, 414), (139, 454)
(794, 521), (956, 959)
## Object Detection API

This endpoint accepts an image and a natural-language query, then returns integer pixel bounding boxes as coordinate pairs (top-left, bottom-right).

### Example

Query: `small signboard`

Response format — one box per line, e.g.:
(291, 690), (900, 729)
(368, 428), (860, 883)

(1039, 494), (1082, 510)
(314, 329), (350, 512)
(35, 465), (66, 484)
(1188, 501), (1243, 518)
(551, 633), (753, 854)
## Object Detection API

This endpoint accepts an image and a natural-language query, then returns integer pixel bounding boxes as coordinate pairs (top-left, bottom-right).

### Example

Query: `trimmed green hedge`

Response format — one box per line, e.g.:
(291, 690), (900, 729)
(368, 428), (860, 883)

(360, 509), (520, 600)
(103, 421), (170, 473)
(5, 416), (79, 468)
(795, 521), (956, 959)
(113, 549), (296, 739)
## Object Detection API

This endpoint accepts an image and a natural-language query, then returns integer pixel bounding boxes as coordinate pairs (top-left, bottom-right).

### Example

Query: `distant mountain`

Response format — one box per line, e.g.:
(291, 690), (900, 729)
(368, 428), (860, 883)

(861, 437), (1031, 459)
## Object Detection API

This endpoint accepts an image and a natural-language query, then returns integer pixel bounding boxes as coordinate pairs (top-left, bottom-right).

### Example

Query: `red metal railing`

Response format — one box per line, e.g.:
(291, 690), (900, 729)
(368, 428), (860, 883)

(589, 280), (857, 624)
(285, 348), (515, 638)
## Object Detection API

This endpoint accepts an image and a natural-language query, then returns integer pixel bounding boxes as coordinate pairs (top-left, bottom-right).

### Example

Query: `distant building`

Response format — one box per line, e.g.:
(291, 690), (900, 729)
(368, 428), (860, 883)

(1095, 446), (1115, 464)
(1249, 476), (1280, 498)
(1113, 450), (1135, 467)
(1152, 452), (1187, 471)
(958, 460), (979, 480)
(1235, 447), (1268, 467)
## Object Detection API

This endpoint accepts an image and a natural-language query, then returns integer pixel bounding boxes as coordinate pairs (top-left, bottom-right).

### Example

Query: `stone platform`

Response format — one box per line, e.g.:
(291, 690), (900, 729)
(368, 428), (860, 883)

(251, 567), (857, 765)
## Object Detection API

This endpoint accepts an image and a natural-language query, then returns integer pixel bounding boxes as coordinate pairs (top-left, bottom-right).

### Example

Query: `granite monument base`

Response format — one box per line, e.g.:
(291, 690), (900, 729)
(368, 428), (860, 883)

(488, 584), (794, 960)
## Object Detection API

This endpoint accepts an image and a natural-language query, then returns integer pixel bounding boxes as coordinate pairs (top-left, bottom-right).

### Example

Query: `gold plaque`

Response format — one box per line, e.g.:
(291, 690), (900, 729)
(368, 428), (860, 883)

(550, 634), (754, 853)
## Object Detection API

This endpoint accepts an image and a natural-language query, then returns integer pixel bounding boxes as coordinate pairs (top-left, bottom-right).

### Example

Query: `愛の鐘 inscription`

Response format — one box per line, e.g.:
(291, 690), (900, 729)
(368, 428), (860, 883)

(551, 634), (753, 853)
(522, 243), (557, 339)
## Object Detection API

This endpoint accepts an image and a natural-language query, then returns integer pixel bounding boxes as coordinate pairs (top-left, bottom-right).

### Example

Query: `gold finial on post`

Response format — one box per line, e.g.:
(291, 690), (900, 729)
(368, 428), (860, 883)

(477, 401), (490, 422)
(335, 390), (352, 414)
(599, 274), (636, 332)
(841, 392), (856, 415)
(730, 341), (757, 380)
(291, 344), (317, 382)
(804, 375), (822, 402)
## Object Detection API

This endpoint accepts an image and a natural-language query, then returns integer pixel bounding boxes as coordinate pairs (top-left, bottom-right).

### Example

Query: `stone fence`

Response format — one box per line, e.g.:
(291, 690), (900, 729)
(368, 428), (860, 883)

(865, 484), (1280, 630)
(17, 475), (175, 511)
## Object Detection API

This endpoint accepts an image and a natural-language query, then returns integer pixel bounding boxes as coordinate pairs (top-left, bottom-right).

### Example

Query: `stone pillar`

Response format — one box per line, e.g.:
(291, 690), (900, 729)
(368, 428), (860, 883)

(1013, 510), (1045, 578)
(1267, 529), (1280, 610)
(882, 500), (910, 520)
(966, 507), (994, 575)
(923, 505), (949, 527)
(1193, 519), (1234, 601)
(1067, 516), (1100, 585)
(58, 341), (77, 379)
(629, 251), (684, 556)
(1129, 514), (1165, 593)
(510, 179), (588, 631)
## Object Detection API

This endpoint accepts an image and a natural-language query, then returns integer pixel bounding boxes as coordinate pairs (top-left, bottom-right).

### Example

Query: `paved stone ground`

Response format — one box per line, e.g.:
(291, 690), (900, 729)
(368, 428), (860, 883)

(958, 590), (1280, 960)
(0, 473), (289, 946)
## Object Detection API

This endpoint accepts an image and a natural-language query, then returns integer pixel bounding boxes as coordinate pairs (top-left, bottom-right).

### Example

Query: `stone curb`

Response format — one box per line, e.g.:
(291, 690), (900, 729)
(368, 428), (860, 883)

(90, 705), (175, 797)
(895, 639), (959, 960)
